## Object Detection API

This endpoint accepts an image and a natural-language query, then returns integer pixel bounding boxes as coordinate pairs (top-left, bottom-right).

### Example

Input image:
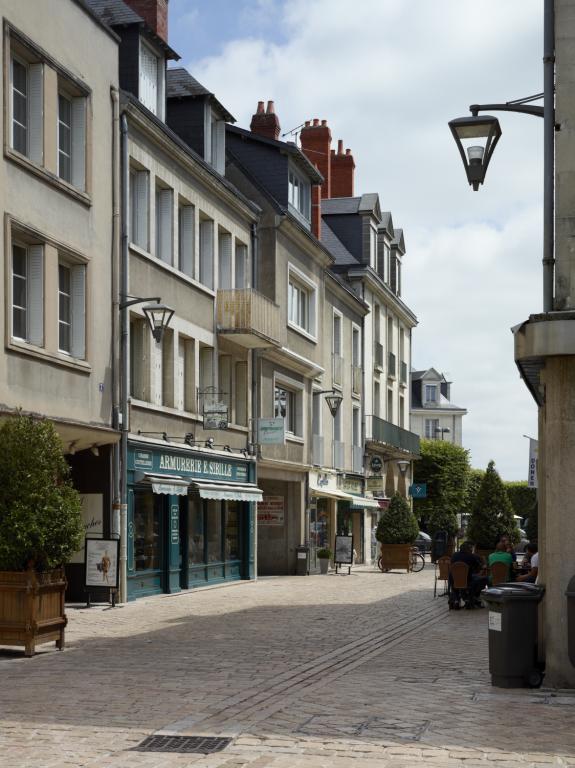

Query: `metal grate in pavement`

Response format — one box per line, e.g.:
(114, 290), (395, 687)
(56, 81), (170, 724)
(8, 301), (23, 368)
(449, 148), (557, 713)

(132, 735), (232, 754)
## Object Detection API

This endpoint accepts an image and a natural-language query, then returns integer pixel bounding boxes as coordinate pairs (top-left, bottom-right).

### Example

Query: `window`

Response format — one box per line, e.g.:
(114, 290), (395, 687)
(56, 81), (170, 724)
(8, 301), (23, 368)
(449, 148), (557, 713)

(352, 406), (361, 447)
(352, 326), (361, 367)
(130, 317), (149, 400)
(425, 385), (437, 404)
(218, 354), (232, 415)
(374, 380), (380, 417)
(399, 395), (405, 428)
(333, 312), (342, 356)
(178, 202), (194, 277)
(218, 231), (232, 289)
(10, 55), (43, 163)
(390, 254), (401, 295)
(288, 167), (311, 221)
(161, 328), (174, 407)
(275, 385), (297, 435)
(199, 217), (214, 289)
(425, 418), (439, 439)
(139, 41), (164, 118)
(235, 362), (248, 426)
(11, 242), (43, 346)
(387, 388), (393, 422)
(177, 336), (195, 412)
(58, 261), (85, 358)
(332, 311), (343, 387)
(288, 266), (316, 337)
(57, 91), (86, 189)
(370, 225), (377, 270)
(198, 345), (214, 412)
(130, 168), (149, 250)
(235, 242), (247, 289)
(205, 108), (226, 174)
(155, 185), (173, 264)
(377, 238), (390, 281)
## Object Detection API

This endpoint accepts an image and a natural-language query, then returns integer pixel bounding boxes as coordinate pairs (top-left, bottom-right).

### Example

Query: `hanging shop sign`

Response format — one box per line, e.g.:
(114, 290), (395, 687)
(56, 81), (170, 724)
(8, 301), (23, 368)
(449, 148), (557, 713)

(366, 476), (384, 494)
(131, 448), (249, 483)
(337, 475), (363, 495)
(370, 455), (383, 473)
(409, 483), (427, 499)
(257, 417), (285, 445)
(203, 401), (229, 430)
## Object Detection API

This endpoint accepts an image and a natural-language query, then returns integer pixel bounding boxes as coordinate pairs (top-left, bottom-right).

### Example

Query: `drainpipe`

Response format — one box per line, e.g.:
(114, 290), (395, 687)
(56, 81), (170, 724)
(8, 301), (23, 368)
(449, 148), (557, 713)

(250, 221), (259, 580)
(110, 86), (121, 543)
(119, 112), (129, 604)
(542, 0), (555, 313)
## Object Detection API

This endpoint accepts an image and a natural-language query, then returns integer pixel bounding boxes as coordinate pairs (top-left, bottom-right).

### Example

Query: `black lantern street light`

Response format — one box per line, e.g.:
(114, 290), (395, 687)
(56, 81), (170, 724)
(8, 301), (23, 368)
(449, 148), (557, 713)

(448, 0), (554, 312)
(313, 389), (343, 418)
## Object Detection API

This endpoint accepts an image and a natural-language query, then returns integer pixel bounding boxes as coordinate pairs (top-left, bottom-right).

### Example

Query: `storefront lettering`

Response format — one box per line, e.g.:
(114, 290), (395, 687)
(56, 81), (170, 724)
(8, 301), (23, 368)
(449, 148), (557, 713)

(159, 454), (234, 478)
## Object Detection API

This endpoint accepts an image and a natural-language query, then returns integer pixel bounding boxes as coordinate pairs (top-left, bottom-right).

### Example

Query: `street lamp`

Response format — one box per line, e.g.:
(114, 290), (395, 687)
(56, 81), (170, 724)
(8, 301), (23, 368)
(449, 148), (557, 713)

(313, 389), (343, 417)
(397, 459), (410, 476)
(448, 0), (554, 312)
(435, 427), (451, 441)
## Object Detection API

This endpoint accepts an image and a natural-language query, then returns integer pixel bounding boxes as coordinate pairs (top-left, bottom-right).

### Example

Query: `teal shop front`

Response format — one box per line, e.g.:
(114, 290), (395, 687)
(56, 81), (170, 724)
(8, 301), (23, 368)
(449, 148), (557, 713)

(127, 442), (260, 600)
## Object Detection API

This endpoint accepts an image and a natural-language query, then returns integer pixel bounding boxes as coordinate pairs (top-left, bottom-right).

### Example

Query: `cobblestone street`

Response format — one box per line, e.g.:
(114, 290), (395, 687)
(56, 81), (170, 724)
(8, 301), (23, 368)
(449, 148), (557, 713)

(1, 564), (575, 767)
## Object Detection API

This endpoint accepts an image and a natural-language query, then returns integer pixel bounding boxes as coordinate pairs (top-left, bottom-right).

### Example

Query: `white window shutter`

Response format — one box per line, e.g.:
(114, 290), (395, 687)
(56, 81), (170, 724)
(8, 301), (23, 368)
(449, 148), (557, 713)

(204, 105), (212, 162)
(157, 188), (173, 263)
(134, 171), (149, 250)
(176, 337), (185, 411)
(71, 97), (86, 190)
(200, 220), (213, 289)
(28, 245), (44, 346)
(218, 232), (232, 289)
(179, 205), (194, 277)
(235, 244), (247, 289)
(70, 264), (86, 358)
(28, 63), (43, 164)
(215, 120), (225, 174)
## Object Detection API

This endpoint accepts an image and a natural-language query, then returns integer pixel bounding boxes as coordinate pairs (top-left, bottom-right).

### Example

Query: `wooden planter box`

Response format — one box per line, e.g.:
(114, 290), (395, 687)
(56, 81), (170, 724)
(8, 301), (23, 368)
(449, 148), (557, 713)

(380, 543), (413, 572)
(0, 568), (67, 656)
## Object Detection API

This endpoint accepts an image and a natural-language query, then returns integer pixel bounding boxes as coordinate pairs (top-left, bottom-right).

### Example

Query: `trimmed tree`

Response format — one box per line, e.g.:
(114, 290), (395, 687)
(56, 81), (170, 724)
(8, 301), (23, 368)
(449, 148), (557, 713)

(376, 493), (419, 544)
(525, 503), (538, 542)
(0, 415), (83, 571)
(413, 439), (470, 537)
(503, 481), (536, 523)
(461, 468), (484, 521)
(467, 460), (520, 549)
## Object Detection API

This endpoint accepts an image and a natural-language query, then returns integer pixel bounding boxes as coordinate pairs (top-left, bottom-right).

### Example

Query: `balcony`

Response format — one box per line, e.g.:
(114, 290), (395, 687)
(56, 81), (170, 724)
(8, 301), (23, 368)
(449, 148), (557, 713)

(388, 352), (396, 378)
(332, 354), (344, 388)
(352, 365), (362, 396)
(400, 360), (407, 386)
(217, 289), (282, 348)
(353, 445), (363, 474)
(374, 342), (384, 370)
(333, 441), (345, 470)
(365, 414), (420, 457)
(312, 434), (324, 466)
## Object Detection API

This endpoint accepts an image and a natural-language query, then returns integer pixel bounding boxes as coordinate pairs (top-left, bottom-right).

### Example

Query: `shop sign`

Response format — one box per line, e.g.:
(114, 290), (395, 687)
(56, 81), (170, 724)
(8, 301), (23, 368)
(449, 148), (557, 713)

(71, 494), (104, 564)
(257, 417), (285, 445)
(84, 539), (119, 589)
(203, 401), (229, 430)
(134, 450), (153, 469)
(337, 476), (363, 495)
(130, 447), (248, 482)
(309, 470), (339, 495)
(366, 476), (384, 493)
(257, 496), (284, 525)
(170, 504), (179, 544)
(370, 455), (383, 473)
(409, 483), (427, 499)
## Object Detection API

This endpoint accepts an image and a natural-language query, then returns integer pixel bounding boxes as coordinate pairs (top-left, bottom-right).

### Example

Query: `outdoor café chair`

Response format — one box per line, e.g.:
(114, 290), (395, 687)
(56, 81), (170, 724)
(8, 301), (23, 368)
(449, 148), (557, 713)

(489, 560), (510, 586)
(448, 561), (470, 609)
(434, 555), (451, 598)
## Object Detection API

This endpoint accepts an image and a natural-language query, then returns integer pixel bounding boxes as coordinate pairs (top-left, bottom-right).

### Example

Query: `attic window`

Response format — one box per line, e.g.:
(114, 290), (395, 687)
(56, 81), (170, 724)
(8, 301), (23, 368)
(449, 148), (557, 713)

(288, 166), (310, 223)
(139, 40), (164, 118)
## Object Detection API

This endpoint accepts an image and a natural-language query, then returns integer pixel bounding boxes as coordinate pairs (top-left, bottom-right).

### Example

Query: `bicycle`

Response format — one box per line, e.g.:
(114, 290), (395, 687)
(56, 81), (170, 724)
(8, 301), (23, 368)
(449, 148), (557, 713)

(377, 547), (426, 573)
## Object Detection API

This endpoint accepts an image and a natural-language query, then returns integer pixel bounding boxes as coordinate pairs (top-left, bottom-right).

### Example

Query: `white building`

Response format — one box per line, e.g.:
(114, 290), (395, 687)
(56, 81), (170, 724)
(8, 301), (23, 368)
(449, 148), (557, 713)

(410, 369), (467, 446)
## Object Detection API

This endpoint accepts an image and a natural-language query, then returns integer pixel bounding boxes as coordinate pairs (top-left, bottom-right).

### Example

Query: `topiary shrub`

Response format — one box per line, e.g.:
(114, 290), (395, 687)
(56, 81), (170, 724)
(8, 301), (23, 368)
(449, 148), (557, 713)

(0, 415), (83, 571)
(525, 503), (538, 542)
(467, 460), (519, 549)
(376, 493), (419, 545)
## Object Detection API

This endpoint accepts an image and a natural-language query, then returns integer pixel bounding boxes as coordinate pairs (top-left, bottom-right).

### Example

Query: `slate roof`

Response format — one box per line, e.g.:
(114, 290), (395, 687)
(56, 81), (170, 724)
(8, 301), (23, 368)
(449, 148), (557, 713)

(321, 197), (360, 215)
(166, 68), (235, 122)
(392, 227), (405, 254)
(321, 220), (357, 266)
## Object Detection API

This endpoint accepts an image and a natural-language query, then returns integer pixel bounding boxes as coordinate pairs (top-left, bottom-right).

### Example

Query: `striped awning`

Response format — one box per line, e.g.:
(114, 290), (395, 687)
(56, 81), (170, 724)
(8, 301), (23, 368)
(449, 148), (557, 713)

(191, 480), (263, 503)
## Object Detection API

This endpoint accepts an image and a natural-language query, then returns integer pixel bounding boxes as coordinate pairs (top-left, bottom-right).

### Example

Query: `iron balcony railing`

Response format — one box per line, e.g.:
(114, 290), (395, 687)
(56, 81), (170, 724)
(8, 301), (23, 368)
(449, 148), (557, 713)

(332, 353), (344, 387)
(388, 352), (396, 377)
(352, 365), (362, 396)
(374, 342), (384, 370)
(216, 289), (283, 347)
(365, 415), (420, 456)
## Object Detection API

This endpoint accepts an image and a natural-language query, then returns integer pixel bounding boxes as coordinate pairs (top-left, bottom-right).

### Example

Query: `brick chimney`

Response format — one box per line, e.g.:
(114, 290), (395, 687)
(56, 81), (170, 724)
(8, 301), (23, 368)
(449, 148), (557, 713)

(331, 139), (355, 198)
(299, 119), (331, 199)
(250, 100), (281, 140)
(123, 0), (169, 44)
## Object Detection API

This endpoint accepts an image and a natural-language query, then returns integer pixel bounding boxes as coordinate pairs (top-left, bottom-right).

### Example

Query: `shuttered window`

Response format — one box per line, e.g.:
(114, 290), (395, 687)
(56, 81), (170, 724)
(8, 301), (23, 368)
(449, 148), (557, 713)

(155, 186), (173, 264)
(178, 204), (194, 277)
(235, 361), (247, 426)
(199, 218), (214, 289)
(139, 42), (158, 115)
(12, 243), (43, 346)
(11, 57), (43, 164)
(218, 231), (232, 289)
(130, 169), (149, 250)
(59, 261), (85, 358)
(58, 94), (72, 182)
(235, 243), (247, 289)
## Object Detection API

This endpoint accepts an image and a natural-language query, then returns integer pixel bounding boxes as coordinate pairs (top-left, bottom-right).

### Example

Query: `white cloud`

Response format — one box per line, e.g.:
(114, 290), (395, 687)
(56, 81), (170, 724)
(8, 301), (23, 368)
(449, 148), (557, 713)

(182, 0), (542, 479)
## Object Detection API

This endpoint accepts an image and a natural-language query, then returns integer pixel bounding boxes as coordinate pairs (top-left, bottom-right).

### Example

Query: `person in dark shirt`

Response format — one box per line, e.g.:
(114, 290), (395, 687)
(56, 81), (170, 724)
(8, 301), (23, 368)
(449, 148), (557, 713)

(449, 542), (487, 608)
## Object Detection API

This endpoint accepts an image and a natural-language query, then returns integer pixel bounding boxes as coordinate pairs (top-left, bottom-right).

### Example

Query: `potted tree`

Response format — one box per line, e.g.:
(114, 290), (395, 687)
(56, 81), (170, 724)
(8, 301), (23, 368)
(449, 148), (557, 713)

(467, 460), (520, 557)
(0, 415), (83, 656)
(317, 548), (331, 574)
(376, 493), (419, 572)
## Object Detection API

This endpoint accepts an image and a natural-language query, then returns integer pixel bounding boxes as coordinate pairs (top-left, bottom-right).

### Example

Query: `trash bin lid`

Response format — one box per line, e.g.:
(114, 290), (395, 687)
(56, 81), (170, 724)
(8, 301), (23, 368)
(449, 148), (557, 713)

(483, 583), (544, 602)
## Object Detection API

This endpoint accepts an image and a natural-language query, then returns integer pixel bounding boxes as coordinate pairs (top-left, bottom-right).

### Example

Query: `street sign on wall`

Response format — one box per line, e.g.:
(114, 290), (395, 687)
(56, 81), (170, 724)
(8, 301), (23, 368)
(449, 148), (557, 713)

(258, 417), (285, 445)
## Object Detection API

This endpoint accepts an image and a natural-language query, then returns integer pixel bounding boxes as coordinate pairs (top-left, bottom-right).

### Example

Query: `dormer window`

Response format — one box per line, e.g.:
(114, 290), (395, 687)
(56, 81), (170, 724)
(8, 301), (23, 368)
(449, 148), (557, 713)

(139, 40), (164, 119)
(425, 384), (437, 404)
(288, 166), (310, 224)
(204, 107), (225, 174)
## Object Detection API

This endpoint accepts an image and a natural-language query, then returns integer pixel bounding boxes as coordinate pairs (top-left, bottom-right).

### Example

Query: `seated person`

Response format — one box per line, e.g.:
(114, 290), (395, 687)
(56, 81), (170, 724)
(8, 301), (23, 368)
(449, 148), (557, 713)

(488, 540), (514, 584)
(450, 542), (487, 606)
(498, 534), (517, 562)
(517, 542), (539, 583)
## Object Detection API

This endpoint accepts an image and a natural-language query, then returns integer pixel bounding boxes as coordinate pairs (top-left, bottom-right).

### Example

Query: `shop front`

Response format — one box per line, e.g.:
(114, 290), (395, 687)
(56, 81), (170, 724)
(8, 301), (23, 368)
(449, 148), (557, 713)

(337, 475), (381, 564)
(127, 442), (260, 600)
(308, 470), (351, 572)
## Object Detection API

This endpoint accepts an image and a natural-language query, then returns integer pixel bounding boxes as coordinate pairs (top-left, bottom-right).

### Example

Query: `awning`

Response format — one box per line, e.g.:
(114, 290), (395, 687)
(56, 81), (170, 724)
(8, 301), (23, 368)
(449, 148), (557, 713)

(308, 483), (354, 502)
(135, 473), (189, 496)
(348, 496), (381, 510)
(191, 480), (263, 502)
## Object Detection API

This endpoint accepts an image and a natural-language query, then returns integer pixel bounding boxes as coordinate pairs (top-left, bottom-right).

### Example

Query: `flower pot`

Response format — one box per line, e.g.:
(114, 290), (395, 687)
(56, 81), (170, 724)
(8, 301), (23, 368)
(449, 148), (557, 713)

(0, 568), (67, 656)
(379, 543), (412, 572)
(319, 557), (330, 574)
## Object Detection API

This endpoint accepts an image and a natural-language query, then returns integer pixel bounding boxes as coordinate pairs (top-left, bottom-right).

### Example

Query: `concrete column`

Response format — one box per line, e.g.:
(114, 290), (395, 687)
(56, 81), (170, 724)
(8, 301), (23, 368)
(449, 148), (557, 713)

(541, 357), (575, 686)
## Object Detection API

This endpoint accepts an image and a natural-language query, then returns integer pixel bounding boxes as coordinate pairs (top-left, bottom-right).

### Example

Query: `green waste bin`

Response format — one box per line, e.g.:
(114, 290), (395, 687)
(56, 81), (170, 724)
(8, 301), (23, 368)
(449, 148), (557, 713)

(482, 582), (545, 688)
(295, 545), (309, 575)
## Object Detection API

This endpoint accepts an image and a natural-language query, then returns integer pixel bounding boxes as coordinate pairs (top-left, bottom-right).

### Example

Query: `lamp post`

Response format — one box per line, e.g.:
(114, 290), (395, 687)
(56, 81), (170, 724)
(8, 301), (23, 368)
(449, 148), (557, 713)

(448, 0), (554, 312)
(313, 389), (343, 417)
(435, 427), (451, 441)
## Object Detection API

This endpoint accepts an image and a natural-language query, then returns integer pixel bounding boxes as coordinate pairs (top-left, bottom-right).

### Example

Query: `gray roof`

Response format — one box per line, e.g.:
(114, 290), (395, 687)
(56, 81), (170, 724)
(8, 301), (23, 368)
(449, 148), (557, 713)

(358, 193), (381, 219)
(166, 68), (235, 122)
(392, 227), (406, 254)
(379, 211), (394, 237)
(321, 220), (357, 266)
(321, 197), (360, 215)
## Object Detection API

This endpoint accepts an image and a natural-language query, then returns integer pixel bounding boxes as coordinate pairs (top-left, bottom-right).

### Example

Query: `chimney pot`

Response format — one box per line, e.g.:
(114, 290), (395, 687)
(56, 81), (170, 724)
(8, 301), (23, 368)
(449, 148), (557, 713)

(313, 118), (319, 126)
(305, 120), (311, 127)
(346, 148), (351, 155)
(122, 0), (169, 44)
(250, 99), (281, 140)
(257, 101), (265, 114)
(266, 100), (275, 114)
(321, 120), (327, 126)
(337, 139), (344, 155)
(331, 149), (336, 155)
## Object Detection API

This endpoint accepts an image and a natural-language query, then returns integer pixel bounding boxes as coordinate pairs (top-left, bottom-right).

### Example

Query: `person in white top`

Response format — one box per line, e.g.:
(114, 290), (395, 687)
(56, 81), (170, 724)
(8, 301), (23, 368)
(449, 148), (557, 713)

(517, 543), (539, 583)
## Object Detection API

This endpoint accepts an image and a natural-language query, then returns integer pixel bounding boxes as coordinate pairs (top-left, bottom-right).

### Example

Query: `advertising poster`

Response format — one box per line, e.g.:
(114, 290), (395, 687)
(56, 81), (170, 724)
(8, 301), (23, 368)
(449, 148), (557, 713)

(85, 539), (120, 589)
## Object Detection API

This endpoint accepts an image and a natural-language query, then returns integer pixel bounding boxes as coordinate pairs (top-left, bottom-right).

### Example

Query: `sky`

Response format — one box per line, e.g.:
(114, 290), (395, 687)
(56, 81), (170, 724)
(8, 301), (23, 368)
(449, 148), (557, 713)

(168, 0), (542, 480)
